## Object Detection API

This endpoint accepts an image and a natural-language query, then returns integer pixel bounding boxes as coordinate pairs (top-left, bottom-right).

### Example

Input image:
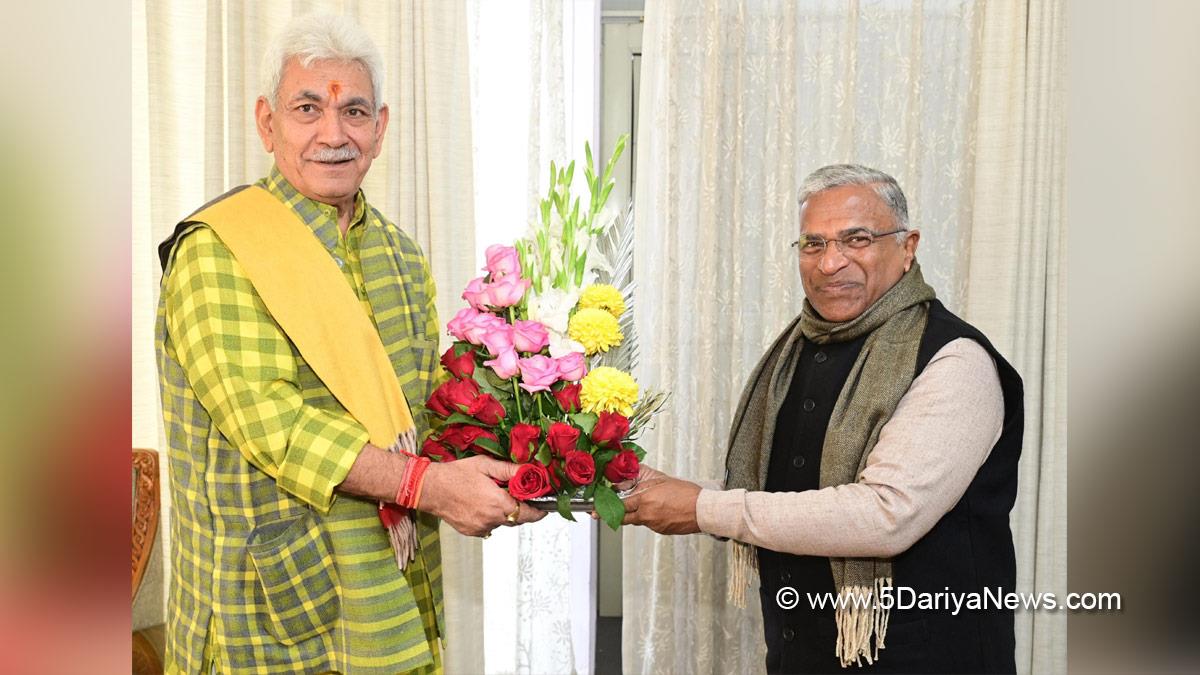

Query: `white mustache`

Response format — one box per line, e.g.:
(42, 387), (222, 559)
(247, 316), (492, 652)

(309, 146), (360, 162)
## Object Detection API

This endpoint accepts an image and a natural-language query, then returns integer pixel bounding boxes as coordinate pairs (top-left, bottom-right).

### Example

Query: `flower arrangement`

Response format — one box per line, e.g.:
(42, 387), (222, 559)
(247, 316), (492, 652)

(418, 135), (667, 529)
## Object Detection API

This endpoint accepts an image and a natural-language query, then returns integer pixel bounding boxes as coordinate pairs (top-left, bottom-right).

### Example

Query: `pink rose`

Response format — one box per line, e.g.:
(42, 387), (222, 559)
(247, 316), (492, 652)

(512, 320), (550, 354)
(447, 307), (482, 343)
(485, 244), (521, 279)
(518, 354), (561, 393)
(554, 352), (587, 381)
(481, 324), (514, 357)
(449, 308), (506, 346)
(461, 276), (490, 311)
(484, 275), (531, 309)
(484, 348), (520, 379)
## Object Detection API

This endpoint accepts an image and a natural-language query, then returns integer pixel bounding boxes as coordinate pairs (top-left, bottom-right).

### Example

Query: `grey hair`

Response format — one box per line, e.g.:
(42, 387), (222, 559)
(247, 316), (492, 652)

(260, 13), (385, 110)
(797, 164), (910, 233)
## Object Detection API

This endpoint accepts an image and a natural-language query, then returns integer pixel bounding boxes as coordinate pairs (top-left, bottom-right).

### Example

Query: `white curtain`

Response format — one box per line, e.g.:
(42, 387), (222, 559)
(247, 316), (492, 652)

(468, 1), (599, 673)
(131, 0), (481, 670)
(626, 0), (1066, 673)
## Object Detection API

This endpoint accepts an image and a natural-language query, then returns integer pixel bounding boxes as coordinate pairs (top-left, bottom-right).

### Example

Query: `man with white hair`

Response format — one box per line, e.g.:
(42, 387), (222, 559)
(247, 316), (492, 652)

(623, 164), (1024, 673)
(156, 13), (540, 673)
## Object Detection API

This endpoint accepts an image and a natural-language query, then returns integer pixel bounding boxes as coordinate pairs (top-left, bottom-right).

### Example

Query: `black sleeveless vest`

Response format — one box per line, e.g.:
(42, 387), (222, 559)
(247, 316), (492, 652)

(757, 299), (1024, 674)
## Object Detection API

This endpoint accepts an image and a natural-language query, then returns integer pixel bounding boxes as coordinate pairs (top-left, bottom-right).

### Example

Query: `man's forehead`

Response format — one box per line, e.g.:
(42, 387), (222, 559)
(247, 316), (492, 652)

(800, 186), (892, 229)
(280, 58), (372, 92)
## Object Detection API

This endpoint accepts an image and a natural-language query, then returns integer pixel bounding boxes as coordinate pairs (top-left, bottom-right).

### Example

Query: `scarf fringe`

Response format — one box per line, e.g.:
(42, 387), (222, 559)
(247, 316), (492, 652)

(833, 576), (892, 668)
(385, 429), (420, 571)
(728, 542), (758, 608)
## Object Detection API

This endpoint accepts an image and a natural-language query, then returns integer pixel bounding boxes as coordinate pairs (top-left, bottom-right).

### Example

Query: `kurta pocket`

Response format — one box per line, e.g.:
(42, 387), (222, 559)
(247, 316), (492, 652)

(246, 511), (341, 645)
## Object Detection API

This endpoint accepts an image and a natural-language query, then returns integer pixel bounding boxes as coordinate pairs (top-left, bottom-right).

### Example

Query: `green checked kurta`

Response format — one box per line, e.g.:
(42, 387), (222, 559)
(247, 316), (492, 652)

(157, 166), (444, 674)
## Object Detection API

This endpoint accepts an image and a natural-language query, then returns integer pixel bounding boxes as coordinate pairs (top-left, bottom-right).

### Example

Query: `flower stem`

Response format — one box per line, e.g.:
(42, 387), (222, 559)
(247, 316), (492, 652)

(509, 307), (524, 423)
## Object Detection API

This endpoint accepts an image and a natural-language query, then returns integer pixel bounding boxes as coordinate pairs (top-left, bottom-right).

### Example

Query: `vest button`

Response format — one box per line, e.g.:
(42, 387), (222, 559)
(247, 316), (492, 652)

(802, 398), (816, 412)
(791, 456), (806, 469)
(782, 627), (795, 642)
(333, 256), (345, 268)
(814, 351), (827, 363)
(780, 570), (791, 582)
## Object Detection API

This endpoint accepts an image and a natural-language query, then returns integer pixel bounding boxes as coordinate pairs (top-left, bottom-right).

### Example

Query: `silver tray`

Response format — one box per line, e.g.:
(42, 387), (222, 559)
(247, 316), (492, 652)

(525, 487), (635, 512)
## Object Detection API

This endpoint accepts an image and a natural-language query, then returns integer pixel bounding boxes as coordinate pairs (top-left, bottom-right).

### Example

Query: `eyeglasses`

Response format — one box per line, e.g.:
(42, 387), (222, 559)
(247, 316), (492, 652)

(790, 228), (908, 259)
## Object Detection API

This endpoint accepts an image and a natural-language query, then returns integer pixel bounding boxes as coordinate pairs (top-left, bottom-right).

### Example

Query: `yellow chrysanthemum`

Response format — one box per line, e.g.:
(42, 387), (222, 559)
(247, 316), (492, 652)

(568, 307), (624, 355)
(578, 284), (626, 318)
(581, 366), (639, 416)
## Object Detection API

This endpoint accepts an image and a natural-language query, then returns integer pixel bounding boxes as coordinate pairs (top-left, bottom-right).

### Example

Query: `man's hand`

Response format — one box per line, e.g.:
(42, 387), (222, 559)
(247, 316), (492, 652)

(619, 465), (703, 535)
(420, 456), (545, 537)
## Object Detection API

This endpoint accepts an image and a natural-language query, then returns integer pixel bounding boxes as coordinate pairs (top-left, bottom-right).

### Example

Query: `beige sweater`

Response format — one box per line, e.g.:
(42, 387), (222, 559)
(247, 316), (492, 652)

(695, 337), (1004, 558)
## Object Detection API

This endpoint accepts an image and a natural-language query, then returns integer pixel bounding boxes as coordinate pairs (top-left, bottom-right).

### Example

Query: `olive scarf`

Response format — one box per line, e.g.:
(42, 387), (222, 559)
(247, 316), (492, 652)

(724, 262), (935, 667)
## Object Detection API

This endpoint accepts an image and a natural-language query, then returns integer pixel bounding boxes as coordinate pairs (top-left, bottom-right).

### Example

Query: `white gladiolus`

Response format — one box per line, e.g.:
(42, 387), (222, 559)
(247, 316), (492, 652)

(526, 287), (580, 335)
(548, 332), (586, 359)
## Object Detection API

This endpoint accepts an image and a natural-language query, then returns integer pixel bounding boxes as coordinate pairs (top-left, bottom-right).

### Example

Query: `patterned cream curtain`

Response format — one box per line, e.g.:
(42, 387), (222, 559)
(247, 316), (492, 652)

(625, 0), (1066, 673)
(131, 0), (482, 671)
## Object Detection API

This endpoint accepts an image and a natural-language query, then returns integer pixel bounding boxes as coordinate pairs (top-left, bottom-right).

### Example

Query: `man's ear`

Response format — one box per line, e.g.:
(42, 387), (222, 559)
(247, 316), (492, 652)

(902, 229), (921, 272)
(254, 96), (275, 153)
(371, 104), (390, 158)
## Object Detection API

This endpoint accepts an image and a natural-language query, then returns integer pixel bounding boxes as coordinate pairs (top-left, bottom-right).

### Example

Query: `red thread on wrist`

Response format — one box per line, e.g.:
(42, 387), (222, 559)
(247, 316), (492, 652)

(394, 455), (431, 509)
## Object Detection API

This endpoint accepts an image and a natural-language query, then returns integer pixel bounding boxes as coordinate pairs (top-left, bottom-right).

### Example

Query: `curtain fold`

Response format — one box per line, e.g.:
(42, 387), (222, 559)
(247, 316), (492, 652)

(625, 0), (1065, 673)
(132, 0), (481, 670)
(966, 2), (1067, 672)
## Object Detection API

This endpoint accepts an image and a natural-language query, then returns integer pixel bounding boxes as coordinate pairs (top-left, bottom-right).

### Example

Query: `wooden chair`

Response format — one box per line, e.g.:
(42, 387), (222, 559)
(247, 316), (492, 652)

(132, 449), (163, 673)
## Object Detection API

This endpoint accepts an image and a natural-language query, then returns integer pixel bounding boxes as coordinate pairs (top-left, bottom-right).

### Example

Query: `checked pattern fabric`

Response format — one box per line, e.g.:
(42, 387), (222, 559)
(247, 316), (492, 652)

(157, 167), (444, 673)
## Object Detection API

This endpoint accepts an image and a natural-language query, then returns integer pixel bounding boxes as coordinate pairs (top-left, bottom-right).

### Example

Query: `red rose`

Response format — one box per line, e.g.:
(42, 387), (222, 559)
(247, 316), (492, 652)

(466, 393), (506, 425)
(546, 421), (582, 457)
(604, 450), (640, 483)
(547, 459), (564, 491)
(428, 378), (481, 417)
(438, 424), (498, 454)
(508, 462), (552, 500)
(421, 437), (457, 463)
(590, 411), (629, 449)
(563, 450), (596, 486)
(440, 345), (476, 380)
(552, 382), (582, 413)
(509, 423), (541, 463)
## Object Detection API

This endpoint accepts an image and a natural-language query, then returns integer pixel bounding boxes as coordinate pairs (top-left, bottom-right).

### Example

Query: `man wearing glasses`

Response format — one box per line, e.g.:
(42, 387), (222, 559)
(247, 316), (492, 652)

(623, 164), (1024, 673)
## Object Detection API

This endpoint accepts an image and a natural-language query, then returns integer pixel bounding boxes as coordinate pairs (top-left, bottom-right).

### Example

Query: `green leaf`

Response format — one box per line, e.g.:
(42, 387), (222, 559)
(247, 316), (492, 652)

(556, 491), (577, 522)
(599, 183), (614, 210)
(473, 436), (506, 459)
(472, 368), (509, 399)
(593, 484), (625, 531)
(452, 341), (473, 357)
(594, 449), (618, 465)
(445, 412), (486, 427)
(593, 448), (618, 482)
(483, 367), (510, 390)
(535, 443), (551, 466)
(570, 411), (599, 434)
(624, 441), (647, 461)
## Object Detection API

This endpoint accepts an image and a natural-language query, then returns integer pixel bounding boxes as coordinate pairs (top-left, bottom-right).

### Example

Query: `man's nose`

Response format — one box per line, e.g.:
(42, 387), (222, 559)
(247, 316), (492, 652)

(817, 243), (850, 275)
(316, 109), (349, 146)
